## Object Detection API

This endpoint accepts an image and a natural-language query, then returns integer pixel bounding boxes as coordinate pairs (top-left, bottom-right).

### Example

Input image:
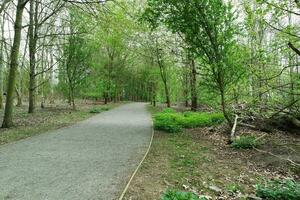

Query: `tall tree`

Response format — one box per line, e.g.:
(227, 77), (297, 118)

(144, 0), (239, 125)
(2, 0), (28, 128)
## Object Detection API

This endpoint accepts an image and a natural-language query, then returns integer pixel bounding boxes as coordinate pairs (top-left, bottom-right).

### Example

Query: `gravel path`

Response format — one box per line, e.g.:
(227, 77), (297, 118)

(0, 103), (152, 200)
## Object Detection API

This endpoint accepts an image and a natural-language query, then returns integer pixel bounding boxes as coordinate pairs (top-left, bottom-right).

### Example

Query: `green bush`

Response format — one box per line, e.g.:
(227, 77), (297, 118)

(231, 136), (258, 149)
(180, 112), (224, 128)
(154, 113), (182, 133)
(161, 190), (201, 200)
(256, 179), (300, 200)
(154, 109), (224, 133)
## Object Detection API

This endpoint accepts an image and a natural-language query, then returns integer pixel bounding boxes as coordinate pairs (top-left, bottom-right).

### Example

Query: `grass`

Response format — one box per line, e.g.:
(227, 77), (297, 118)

(0, 102), (119, 145)
(231, 136), (259, 149)
(123, 105), (300, 200)
(161, 190), (200, 200)
(256, 179), (300, 200)
(123, 131), (261, 199)
(154, 108), (224, 133)
(89, 105), (112, 113)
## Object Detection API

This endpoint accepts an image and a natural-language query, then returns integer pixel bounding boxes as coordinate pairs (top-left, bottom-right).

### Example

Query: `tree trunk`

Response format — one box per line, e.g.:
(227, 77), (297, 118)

(2, 0), (26, 128)
(164, 82), (171, 107)
(28, 0), (38, 114)
(70, 86), (76, 110)
(0, 17), (4, 109)
(190, 58), (197, 111)
(220, 89), (232, 128)
(15, 87), (22, 107)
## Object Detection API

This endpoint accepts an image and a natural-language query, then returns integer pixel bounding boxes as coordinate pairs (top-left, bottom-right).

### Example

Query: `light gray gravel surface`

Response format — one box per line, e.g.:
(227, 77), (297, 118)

(0, 103), (152, 200)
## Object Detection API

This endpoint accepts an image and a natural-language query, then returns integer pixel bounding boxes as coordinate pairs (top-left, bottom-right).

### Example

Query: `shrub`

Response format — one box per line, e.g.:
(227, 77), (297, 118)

(154, 110), (224, 133)
(231, 136), (258, 149)
(154, 113), (182, 133)
(256, 179), (300, 200)
(180, 112), (224, 128)
(161, 190), (201, 200)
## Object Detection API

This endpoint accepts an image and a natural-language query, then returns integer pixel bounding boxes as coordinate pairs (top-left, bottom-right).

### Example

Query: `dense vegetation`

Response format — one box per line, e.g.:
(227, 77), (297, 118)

(0, 0), (299, 132)
(0, 0), (299, 199)
(154, 108), (224, 133)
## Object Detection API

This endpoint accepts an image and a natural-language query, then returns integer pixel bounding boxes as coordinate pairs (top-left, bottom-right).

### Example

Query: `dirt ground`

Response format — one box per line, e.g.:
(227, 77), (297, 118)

(124, 125), (300, 200)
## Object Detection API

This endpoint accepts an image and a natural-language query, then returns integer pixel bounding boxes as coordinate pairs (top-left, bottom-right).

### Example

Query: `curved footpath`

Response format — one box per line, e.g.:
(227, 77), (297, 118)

(0, 103), (152, 200)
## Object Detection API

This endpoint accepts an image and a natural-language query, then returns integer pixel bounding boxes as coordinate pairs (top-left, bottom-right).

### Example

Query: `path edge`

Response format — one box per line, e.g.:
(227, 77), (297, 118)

(118, 111), (154, 200)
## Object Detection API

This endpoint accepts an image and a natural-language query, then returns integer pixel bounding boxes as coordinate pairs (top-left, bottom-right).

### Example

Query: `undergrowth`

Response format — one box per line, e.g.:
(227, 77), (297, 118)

(256, 179), (300, 200)
(161, 190), (202, 200)
(231, 136), (258, 149)
(89, 106), (111, 113)
(154, 108), (224, 133)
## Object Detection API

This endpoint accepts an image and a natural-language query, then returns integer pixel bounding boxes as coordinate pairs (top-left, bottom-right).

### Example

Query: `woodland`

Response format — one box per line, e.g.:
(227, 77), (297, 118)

(0, 0), (300, 199)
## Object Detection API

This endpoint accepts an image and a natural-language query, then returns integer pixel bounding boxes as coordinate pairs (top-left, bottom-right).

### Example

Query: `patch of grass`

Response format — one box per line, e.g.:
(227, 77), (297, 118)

(256, 179), (300, 200)
(161, 190), (201, 200)
(231, 136), (258, 149)
(89, 108), (103, 113)
(154, 109), (224, 133)
(226, 183), (244, 194)
(161, 108), (177, 113)
(89, 105), (111, 113)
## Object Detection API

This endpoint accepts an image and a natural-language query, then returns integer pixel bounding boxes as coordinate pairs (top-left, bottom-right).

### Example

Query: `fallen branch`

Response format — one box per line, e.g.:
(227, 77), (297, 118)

(291, 117), (300, 128)
(240, 122), (272, 133)
(254, 148), (300, 167)
(255, 133), (268, 142)
(230, 114), (239, 142)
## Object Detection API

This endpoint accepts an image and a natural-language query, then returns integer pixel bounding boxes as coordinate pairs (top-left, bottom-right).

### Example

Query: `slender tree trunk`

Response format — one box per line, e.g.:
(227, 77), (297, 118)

(0, 15), (4, 109)
(70, 86), (76, 110)
(220, 89), (232, 128)
(190, 58), (197, 111)
(182, 68), (189, 107)
(15, 87), (22, 107)
(28, 0), (38, 113)
(2, 0), (26, 128)
(164, 82), (171, 108)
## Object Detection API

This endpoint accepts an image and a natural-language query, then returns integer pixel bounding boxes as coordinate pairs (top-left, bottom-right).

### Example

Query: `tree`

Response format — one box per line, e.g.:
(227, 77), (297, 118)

(2, 0), (28, 128)
(144, 0), (240, 125)
(28, 0), (65, 113)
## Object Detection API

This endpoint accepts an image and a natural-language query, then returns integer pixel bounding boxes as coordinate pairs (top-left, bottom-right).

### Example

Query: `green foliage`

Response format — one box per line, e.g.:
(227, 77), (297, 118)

(161, 190), (201, 200)
(256, 179), (300, 200)
(154, 112), (182, 133)
(180, 112), (224, 128)
(154, 109), (224, 133)
(231, 136), (258, 149)
(162, 108), (177, 113)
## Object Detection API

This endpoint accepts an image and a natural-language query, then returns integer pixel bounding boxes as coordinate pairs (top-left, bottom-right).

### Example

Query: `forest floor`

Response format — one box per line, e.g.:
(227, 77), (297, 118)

(124, 106), (300, 200)
(0, 101), (121, 145)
